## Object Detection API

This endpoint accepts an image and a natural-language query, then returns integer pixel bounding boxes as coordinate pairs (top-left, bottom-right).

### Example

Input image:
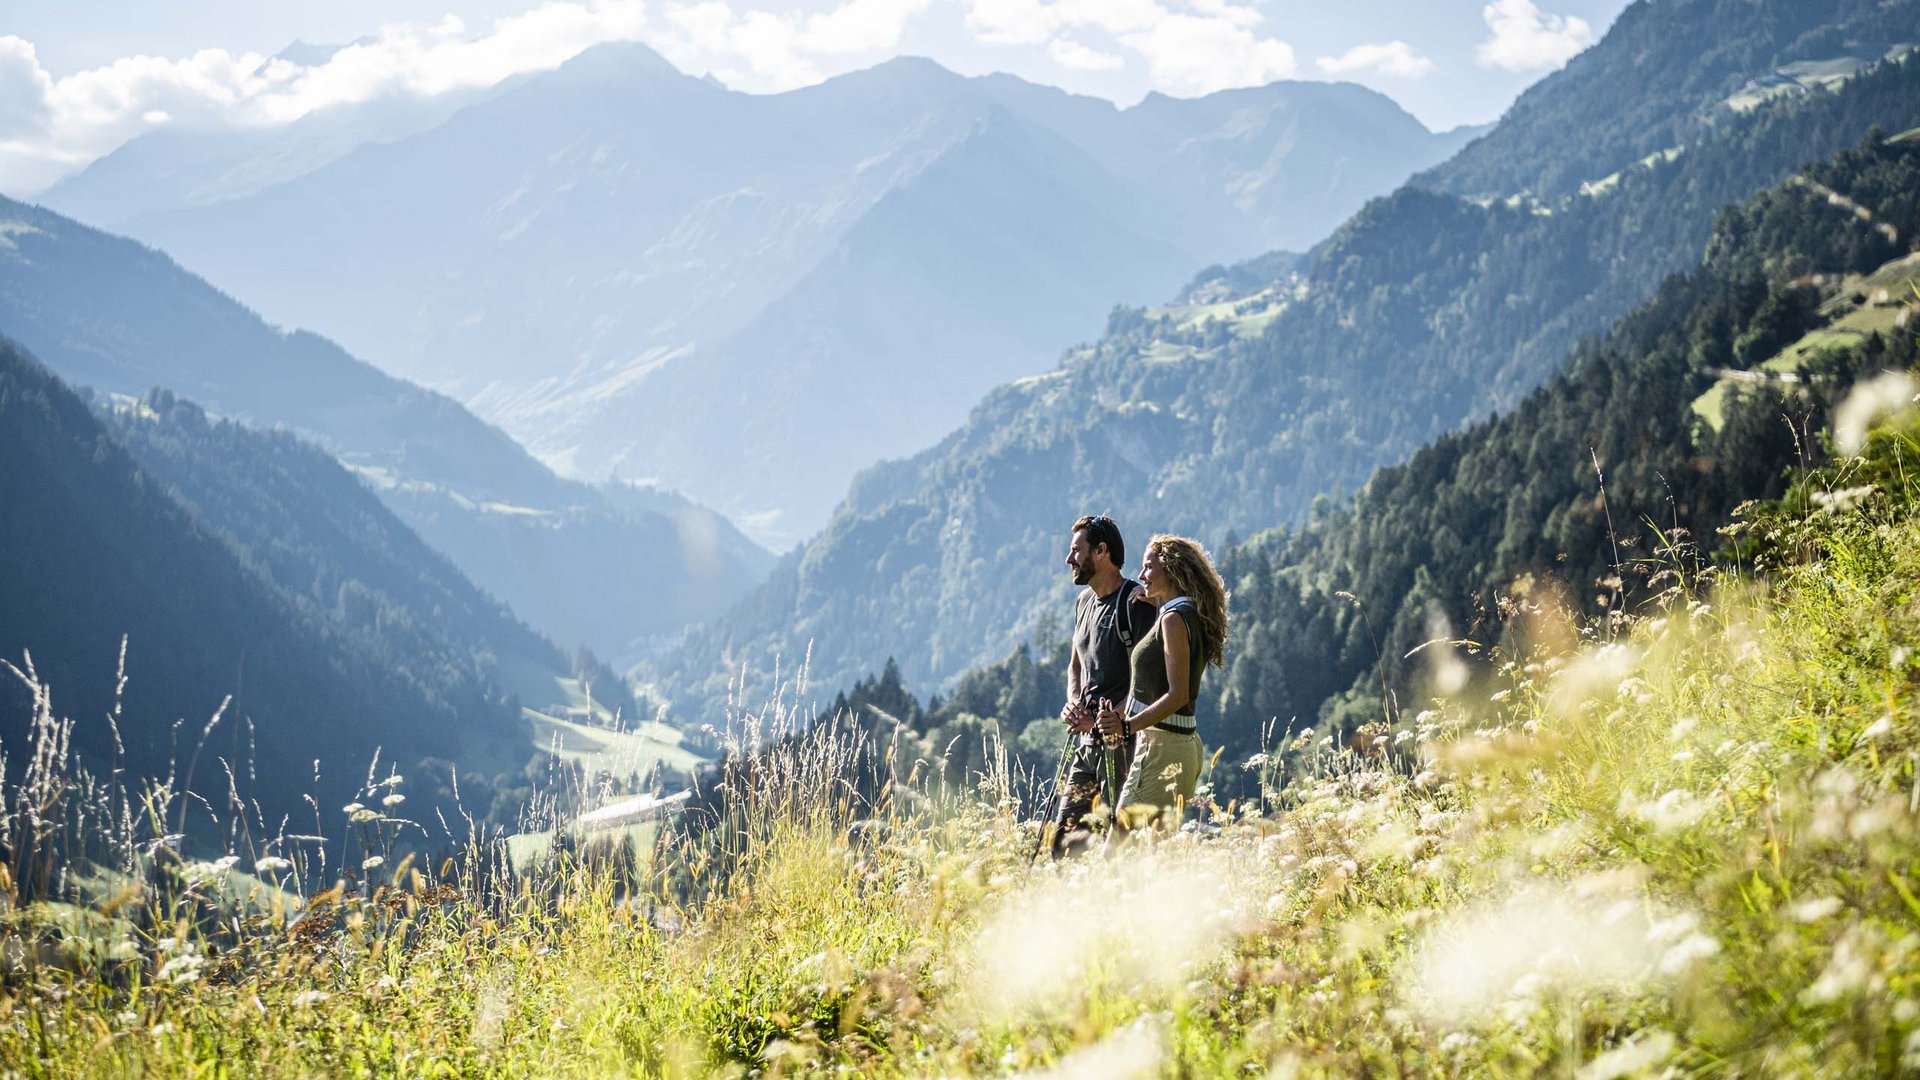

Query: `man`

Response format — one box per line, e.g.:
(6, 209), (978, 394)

(1047, 514), (1155, 857)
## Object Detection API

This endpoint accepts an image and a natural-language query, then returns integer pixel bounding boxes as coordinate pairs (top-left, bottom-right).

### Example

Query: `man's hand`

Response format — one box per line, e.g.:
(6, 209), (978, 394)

(1061, 700), (1094, 733)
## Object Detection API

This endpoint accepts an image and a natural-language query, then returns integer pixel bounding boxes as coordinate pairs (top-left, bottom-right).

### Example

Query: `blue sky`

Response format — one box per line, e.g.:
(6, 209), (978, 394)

(0, 0), (1633, 194)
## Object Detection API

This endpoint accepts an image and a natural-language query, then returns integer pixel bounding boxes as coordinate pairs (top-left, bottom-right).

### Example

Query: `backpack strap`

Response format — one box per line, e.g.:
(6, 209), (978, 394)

(1116, 578), (1139, 649)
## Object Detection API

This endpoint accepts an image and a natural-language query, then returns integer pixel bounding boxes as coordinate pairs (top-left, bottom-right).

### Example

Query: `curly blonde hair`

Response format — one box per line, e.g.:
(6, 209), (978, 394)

(1145, 534), (1229, 669)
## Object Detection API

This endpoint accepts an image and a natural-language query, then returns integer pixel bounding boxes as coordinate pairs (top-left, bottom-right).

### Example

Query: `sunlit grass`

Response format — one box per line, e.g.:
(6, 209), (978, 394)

(4, 410), (1920, 1076)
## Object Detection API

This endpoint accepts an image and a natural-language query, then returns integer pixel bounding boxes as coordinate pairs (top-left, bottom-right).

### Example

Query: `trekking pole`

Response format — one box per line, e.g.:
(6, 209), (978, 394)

(1029, 729), (1075, 863)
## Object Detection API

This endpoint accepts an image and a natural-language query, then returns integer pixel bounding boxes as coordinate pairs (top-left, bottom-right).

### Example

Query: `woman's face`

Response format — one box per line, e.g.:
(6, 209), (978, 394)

(1140, 547), (1171, 602)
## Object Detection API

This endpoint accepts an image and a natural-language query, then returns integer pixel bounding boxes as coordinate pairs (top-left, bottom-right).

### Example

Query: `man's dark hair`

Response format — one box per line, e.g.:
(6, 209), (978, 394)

(1071, 514), (1125, 569)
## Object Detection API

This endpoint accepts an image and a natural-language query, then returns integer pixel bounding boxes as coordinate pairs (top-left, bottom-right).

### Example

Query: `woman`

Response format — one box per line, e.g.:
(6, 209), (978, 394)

(1095, 534), (1229, 830)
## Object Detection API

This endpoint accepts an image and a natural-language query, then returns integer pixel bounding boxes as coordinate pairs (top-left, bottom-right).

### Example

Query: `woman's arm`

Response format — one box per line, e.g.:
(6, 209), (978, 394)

(1095, 612), (1190, 736)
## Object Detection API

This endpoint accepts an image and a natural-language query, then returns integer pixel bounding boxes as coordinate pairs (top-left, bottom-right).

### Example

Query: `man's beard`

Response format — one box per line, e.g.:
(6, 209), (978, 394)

(1071, 564), (1092, 586)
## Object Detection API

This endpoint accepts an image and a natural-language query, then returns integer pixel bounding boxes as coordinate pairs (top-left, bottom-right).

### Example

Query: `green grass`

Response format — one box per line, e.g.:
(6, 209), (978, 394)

(4, 402), (1920, 1077)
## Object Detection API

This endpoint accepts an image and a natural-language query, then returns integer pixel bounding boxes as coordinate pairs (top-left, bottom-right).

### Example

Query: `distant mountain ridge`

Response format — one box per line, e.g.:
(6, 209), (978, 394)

(658, 1), (1920, 718)
(0, 194), (772, 664)
(48, 47), (1475, 544)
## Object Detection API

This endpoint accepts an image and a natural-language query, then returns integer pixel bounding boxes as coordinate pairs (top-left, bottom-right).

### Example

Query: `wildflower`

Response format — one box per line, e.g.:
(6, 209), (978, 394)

(291, 990), (330, 1009)
(1803, 927), (1879, 1003)
(342, 802), (365, 814)
(211, 854), (239, 872)
(254, 856), (292, 874)
(1579, 1030), (1677, 1080)
(382, 793), (406, 807)
(1789, 896), (1843, 923)
(362, 855), (386, 871)
(1657, 931), (1720, 975)
(1616, 787), (1704, 832)
(1810, 485), (1877, 513)
(1833, 371), (1917, 455)
(158, 952), (205, 985)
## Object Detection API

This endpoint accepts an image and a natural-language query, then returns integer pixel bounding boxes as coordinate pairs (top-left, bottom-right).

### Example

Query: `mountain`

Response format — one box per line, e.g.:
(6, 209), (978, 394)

(37, 74), (505, 227)
(74, 46), (1474, 544)
(658, 4), (1920, 718)
(0, 338), (526, 835)
(0, 194), (772, 663)
(1420, 0), (1918, 197)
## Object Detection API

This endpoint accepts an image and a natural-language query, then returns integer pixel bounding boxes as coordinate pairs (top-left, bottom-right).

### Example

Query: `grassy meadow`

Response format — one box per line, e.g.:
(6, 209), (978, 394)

(3, 388), (1920, 1077)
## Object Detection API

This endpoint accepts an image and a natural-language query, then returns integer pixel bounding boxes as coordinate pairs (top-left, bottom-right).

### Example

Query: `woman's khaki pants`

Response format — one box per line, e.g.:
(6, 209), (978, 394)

(1116, 726), (1202, 830)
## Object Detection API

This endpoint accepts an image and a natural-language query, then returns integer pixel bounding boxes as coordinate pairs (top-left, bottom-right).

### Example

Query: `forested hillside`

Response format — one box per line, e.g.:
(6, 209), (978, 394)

(0, 196), (771, 662)
(663, 25), (1920, 718)
(0, 340), (527, 834)
(101, 390), (646, 722)
(1421, 0), (1918, 198)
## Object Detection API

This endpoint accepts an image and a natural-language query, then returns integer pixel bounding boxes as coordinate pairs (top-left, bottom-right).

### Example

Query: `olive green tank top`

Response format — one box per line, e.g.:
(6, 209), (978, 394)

(1128, 596), (1203, 731)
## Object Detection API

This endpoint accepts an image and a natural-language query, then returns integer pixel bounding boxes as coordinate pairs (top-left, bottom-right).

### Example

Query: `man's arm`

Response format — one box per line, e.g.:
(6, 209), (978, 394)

(1062, 648), (1091, 731)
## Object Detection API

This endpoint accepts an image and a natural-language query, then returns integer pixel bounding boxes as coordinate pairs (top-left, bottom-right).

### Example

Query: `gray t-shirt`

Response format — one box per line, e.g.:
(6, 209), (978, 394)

(1071, 579), (1144, 745)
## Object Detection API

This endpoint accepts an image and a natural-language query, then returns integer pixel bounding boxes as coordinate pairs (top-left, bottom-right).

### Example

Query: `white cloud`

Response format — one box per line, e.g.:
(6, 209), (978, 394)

(799, 0), (932, 54)
(1476, 0), (1593, 72)
(0, 38), (56, 139)
(0, 0), (948, 195)
(1316, 40), (1435, 79)
(962, 0), (1293, 94)
(0, 2), (659, 194)
(1048, 37), (1123, 72)
(1126, 10), (1293, 94)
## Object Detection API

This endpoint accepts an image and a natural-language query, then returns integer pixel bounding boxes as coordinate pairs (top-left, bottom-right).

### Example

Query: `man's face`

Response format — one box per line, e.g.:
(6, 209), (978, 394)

(1065, 529), (1101, 586)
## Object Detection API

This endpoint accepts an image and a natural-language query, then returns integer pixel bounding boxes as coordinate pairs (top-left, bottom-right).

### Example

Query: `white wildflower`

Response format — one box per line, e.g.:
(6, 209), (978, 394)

(1833, 371), (1917, 455)
(1803, 928), (1879, 1003)
(1014, 1016), (1162, 1080)
(1789, 896), (1843, 923)
(1407, 885), (1678, 1020)
(291, 990), (330, 1009)
(382, 793), (406, 807)
(1579, 1030), (1677, 1080)
(254, 856), (292, 874)
(1810, 485), (1877, 514)
(1623, 789), (1708, 832)
(362, 855), (385, 871)
(1658, 931), (1720, 975)
(158, 952), (205, 985)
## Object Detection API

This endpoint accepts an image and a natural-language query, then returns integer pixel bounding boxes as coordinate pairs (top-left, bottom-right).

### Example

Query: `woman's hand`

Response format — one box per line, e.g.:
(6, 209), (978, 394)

(1094, 698), (1125, 741)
